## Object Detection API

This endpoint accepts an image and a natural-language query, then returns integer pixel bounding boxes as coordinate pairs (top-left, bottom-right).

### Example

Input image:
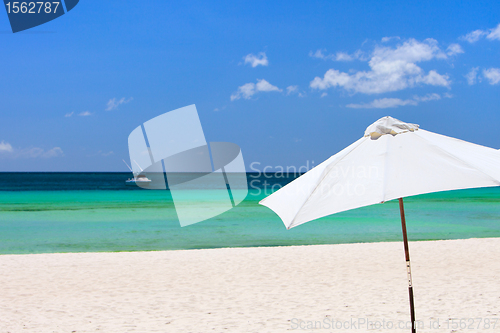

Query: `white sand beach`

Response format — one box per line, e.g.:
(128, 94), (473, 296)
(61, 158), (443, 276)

(0, 238), (499, 333)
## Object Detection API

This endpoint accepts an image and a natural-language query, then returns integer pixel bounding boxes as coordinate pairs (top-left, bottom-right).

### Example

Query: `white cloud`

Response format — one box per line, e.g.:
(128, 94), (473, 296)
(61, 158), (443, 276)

(231, 83), (255, 100)
(106, 97), (133, 111)
(310, 49), (363, 61)
(285, 85), (306, 97)
(461, 29), (487, 43)
(381, 36), (400, 43)
(78, 111), (92, 116)
(310, 38), (450, 95)
(309, 49), (328, 59)
(21, 147), (63, 158)
(420, 70), (450, 86)
(347, 98), (417, 109)
(243, 52), (268, 67)
(100, 150), (114, 157)
(334, 52), (354, 61)
(413, 93), (442, 102)
(465, 67), (480, 85)
(0, 145), (63, 159)
(40, 147), (64, 158)
(0, 141), (13, 153)
(463, 67), (500, 85)
(64, 112), (74, 118)
(213, 106), (226, 112)
(320, 92), (327, 98)
(371, 38), (447, 62)
(256, 79), (280, 92)
(446, 43), (464, 56)
(346, 93), (444, 109)
(486, 23), (500, 41)
(230, 79), (282, 101)
(461, 24), (500, 43)
(286, 85), (298, 95)
(483, 68), (500, 85)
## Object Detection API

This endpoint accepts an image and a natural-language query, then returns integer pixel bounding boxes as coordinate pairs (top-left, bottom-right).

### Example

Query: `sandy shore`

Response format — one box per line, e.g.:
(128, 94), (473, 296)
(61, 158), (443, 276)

(0, 238), (499, 333)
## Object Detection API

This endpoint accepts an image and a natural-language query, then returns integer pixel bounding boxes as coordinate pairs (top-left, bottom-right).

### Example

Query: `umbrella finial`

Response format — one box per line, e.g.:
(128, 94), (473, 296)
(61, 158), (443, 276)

(364, 116), (419, 140)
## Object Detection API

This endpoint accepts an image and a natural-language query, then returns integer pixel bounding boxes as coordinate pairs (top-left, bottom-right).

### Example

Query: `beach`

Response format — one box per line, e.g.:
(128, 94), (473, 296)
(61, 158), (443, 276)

(1, 238), (499, 332)
(3, 0), (500, 331)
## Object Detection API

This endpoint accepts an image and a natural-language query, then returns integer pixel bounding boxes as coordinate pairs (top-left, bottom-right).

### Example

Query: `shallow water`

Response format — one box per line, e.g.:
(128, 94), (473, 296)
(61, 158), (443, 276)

(0, 172), (499, 254)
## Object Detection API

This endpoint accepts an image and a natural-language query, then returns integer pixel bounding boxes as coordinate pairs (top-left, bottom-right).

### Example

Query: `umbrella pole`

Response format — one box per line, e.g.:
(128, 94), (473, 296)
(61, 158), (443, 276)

(399, 197), (416, 333)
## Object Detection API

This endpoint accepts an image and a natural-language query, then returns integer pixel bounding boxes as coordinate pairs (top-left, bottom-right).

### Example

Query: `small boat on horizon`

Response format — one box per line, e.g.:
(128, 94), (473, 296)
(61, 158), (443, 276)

(123, 159), (151, 186)
(125, 175), (152, 186)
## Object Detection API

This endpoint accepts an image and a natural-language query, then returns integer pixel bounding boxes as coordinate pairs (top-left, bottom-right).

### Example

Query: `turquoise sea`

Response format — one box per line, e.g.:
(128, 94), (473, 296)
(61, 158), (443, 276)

(1, 172), (500, 254)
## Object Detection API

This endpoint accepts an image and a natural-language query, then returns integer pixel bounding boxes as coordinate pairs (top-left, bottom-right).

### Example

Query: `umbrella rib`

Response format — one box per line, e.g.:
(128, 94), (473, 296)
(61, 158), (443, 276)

(288, 137), (367, 228)
(414, 131), (500, 186)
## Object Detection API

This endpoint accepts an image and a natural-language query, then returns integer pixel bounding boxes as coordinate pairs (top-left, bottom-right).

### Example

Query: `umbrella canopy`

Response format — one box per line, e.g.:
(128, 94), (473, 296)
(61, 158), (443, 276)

(260, 116), (500, 229)
(260, 116), (500, 333)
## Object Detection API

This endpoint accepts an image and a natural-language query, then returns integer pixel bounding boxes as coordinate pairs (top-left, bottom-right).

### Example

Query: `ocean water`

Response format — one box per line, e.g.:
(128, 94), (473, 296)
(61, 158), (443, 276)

(1, 172), (500, 254)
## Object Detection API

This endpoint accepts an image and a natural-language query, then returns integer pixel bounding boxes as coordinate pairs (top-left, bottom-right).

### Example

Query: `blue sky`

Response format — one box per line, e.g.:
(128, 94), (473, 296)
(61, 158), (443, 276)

(0, 0), (499, 171)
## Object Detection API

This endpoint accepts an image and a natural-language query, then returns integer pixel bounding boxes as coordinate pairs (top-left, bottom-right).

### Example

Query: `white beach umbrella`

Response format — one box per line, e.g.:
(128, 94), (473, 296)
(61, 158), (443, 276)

(259, 116), (500, 333)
